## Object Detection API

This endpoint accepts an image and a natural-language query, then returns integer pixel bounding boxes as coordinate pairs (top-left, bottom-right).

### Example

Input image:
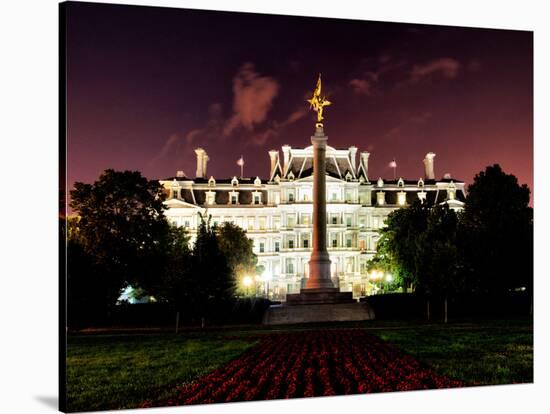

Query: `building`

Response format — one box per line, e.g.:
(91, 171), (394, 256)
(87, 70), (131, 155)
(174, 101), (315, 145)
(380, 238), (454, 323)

(160, 145), (466, 300)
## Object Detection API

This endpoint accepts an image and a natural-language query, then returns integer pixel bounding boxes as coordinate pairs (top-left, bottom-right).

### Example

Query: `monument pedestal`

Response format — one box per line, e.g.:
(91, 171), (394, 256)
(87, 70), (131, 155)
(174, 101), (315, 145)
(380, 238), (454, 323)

(262, 300), (375, 325)
(286, 288), (353, 305)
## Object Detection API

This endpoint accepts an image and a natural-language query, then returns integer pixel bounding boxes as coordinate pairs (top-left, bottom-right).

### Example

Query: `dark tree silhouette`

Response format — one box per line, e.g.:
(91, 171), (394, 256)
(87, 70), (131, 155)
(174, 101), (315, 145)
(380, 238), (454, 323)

(459, 164), (533, 295)
(69, 169), (169, 311)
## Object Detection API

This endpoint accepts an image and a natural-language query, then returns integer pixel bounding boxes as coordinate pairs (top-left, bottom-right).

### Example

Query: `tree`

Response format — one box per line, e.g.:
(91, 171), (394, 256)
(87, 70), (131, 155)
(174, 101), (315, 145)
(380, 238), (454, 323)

(216, 221), (258, 294)
(371, 201), (430, 292)
(415, 205), (460, 322)
(189, 213), (234, 324)
(69, 169), (169, 310)
(459, 164), (533, 295)
(145, 224), (192, 307)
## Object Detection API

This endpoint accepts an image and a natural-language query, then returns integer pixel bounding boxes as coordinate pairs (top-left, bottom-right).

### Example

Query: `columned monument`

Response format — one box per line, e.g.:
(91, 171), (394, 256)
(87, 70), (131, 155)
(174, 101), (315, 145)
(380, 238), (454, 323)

(263, 75), (375, 324)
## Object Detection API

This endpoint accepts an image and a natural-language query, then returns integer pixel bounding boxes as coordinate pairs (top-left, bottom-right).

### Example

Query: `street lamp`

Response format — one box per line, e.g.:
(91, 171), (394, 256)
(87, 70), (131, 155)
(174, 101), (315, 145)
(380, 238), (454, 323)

(243, 275), (253, 296)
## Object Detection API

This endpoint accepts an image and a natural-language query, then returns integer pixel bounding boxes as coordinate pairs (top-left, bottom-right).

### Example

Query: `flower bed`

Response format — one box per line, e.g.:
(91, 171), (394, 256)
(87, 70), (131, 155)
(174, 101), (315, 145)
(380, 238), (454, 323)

(141, 329), (462, 407)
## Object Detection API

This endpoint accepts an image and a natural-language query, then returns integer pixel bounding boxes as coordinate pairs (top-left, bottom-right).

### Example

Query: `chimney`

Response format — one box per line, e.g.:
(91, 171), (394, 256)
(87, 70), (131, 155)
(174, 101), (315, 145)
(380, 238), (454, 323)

(360, 151), (370, 180)
(202, 153), (209, 178)
(349, 146), (357, 172)
(282, 145), (291, 174)
(268, 149), (279, 178)
(195, 148), (207, 178)
(423, 152), (436, 180)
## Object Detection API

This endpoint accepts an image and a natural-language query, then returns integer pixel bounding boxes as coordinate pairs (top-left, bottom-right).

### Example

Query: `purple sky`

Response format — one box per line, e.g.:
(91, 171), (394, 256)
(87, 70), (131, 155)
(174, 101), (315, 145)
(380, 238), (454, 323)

(66, 2), (533, 202)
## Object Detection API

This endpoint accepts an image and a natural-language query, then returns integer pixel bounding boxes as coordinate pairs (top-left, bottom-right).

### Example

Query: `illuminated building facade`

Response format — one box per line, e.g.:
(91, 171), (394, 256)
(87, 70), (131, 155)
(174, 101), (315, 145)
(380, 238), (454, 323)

(160, 146), (465, 300)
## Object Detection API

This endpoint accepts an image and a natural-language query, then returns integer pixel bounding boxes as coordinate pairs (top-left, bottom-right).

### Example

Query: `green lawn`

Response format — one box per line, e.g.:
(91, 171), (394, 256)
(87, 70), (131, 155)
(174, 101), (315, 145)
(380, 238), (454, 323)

(367, 319), (533, 385)
(65, 333), (256, 412)
(65, 318), (532, 411)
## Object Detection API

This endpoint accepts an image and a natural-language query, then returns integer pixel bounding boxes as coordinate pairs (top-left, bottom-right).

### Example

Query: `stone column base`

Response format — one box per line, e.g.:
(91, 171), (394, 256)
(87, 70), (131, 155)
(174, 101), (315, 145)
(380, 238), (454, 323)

(262, 302), (375, 325)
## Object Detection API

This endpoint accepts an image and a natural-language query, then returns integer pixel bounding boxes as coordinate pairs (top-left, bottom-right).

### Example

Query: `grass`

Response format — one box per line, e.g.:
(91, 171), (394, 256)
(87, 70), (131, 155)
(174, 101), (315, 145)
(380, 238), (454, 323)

(65, 333), (256, 412)
(367, 318), (533, 386)
(65, 318), (532, 411)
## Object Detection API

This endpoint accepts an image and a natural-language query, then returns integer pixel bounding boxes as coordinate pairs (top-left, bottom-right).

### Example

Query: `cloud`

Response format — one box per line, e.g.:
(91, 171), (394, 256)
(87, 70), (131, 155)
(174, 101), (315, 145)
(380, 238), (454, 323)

(384, 126), (401, 138)
(248, 107), (308, 147)
(349, 78), (374, 95)
(149, 133), (182, 166)
(223, 63), (280, 137)
(410, 58), (461, 83)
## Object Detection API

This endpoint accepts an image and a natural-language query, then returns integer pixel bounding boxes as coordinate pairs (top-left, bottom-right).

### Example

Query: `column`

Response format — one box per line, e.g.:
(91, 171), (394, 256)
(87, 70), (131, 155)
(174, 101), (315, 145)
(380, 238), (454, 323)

(306, 127), (334, 289)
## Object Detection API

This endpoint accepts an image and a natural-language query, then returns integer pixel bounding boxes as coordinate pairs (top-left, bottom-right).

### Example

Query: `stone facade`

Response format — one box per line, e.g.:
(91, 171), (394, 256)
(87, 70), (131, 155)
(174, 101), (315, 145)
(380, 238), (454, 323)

(160, 145), (465, 301)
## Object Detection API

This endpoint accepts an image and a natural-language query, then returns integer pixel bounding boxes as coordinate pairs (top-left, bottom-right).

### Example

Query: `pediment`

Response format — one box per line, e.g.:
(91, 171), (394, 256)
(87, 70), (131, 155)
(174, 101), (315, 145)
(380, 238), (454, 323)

(163, 199), (199, 209)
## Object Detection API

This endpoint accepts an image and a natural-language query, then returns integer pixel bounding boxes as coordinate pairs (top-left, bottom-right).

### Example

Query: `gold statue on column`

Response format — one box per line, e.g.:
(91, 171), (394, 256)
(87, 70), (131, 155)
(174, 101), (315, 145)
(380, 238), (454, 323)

(307, 74), (331, 128)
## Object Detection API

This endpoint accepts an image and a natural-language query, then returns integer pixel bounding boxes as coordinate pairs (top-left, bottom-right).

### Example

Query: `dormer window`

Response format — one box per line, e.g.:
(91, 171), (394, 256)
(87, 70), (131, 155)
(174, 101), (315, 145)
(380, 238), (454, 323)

(208, 176), (216, 187)
(274, 175), (280, 183)
(418, 178), (424, 188)
(228, 190), (239, 205)
(171, 188), (179, 199)
(288, 171), (295, 181)
(288, 192), (295, 203)
(206, 190), (216, 205)
(231, 177), (239, 187)
(397, 178), (404, 188)
(448, 181), (456, 201)
(397, 191), (407, 206)
(345, 171), (352, 181)
(377, 177), (384, 188)
(254, 176), (262, 186)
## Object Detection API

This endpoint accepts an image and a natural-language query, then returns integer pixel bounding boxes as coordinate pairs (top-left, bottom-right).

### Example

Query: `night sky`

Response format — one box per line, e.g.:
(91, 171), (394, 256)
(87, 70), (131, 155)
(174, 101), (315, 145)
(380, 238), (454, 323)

(65, 2), (533, 201)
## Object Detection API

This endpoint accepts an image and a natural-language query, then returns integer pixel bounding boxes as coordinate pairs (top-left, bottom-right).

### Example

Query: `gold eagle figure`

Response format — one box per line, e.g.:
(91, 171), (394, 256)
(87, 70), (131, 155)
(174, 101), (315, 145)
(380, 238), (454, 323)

(307, 73), (331, 127)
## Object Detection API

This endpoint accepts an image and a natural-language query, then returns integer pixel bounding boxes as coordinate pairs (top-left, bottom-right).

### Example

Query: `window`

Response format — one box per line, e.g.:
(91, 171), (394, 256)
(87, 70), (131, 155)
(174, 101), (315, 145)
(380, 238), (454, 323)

(274, 241), (280, 252)
(254, 195), (261, 205)
(171, 219), (178, 226)
(172, 190), (178, 199)
(287, 261), (294, 274)
(184, 220), (190, 228)
(259, 242), (265, 253)
(332, 215), (338, 225)
(247, 217), (255, 230)
(231, 195), (238, 205)
(359, 239), (366, 250)
(287, 215), (295, 228)
(288, 239), (294, 249)
(346, 236), (352, 248)
(302, 214), (310, 225)
(331, 192), (338, 201)
(288, 192), (295, 202)
(332, 237), (338, 248)
(259, 216), (266, 230)
(273, 216), (280, 229)
(346, 258), (353, 273)
(303, 239), (309, 248)
(346, 216), (352, 227)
